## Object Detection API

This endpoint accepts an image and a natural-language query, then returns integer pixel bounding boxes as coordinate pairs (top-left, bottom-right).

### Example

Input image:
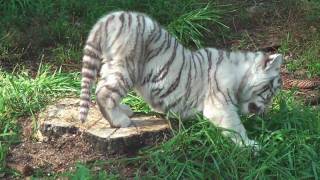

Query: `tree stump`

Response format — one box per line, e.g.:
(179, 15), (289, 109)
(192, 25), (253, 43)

(37, 98), (170, 154)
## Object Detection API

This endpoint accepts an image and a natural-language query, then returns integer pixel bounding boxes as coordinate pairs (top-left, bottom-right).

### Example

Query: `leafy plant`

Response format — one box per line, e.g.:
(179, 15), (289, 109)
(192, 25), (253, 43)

(168, 4), (228, 47)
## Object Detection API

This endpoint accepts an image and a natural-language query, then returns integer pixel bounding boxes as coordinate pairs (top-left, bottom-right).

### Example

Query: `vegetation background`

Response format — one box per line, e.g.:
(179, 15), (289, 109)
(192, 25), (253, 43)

(0, 0), (319, 179)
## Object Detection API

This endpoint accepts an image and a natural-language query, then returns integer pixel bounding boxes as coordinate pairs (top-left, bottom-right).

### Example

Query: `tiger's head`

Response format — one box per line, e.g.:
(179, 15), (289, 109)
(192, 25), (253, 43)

(239, 53), (283, 115)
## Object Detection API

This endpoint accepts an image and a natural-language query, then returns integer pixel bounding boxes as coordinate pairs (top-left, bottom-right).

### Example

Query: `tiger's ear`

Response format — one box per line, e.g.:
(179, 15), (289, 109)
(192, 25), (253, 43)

(262, 54), (283, 71)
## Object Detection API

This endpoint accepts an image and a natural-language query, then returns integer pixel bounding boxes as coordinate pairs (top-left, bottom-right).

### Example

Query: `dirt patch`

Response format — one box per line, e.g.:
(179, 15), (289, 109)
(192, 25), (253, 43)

(6, 118), (109, 175)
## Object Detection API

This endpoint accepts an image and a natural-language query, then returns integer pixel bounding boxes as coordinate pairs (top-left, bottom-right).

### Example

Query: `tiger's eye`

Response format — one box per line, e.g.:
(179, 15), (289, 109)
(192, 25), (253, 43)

(262, 84), (269, 90)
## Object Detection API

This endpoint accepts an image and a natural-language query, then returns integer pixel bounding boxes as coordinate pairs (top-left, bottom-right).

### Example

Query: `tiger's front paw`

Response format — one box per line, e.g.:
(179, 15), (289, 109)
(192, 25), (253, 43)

(245, 139), (261, 152)
(232, 137), (261, 151)
(116, 115), (132, 128)
(109, 112), (132, 128)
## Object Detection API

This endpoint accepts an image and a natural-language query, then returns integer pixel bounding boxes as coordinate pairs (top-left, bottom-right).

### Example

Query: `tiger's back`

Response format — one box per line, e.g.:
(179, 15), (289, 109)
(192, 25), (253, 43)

(80, 11), (209, 122)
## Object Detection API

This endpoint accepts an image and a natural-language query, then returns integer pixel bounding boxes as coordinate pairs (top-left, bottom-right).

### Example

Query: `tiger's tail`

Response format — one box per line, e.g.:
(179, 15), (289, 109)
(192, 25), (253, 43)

(79, 22), (103, 123)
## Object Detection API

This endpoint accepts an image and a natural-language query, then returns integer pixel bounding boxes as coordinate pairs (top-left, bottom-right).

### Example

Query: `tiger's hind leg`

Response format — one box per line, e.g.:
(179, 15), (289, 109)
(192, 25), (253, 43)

(96, 73), (133, 128)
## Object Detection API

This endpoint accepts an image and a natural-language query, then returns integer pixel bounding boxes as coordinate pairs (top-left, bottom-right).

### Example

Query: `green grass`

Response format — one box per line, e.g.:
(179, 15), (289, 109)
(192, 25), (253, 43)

(280, 33), (320, 78)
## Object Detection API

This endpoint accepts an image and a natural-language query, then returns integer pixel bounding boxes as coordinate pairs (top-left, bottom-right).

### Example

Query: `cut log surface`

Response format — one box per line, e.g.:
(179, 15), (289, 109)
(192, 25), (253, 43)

(38, 98), (170, 154)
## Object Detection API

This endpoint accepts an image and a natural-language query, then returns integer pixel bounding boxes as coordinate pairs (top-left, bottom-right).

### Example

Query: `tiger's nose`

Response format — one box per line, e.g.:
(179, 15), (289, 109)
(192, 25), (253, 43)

(248, 103), (261, 114)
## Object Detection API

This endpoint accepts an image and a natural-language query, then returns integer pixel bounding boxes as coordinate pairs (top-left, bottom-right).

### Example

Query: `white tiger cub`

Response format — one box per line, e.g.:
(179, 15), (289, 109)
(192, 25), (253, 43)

(79, 11), (283, 148)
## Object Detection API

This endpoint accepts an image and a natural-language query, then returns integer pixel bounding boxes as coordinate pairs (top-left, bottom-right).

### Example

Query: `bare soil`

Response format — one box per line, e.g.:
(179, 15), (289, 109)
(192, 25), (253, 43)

(7, 117), (109, 176)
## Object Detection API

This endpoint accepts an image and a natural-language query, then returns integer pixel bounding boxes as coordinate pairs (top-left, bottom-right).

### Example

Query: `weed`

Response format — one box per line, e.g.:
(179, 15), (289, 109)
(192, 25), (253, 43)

(52, 44), (82, 65)
(168, 4), (228, 48)
(122, 92), (151, 114)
